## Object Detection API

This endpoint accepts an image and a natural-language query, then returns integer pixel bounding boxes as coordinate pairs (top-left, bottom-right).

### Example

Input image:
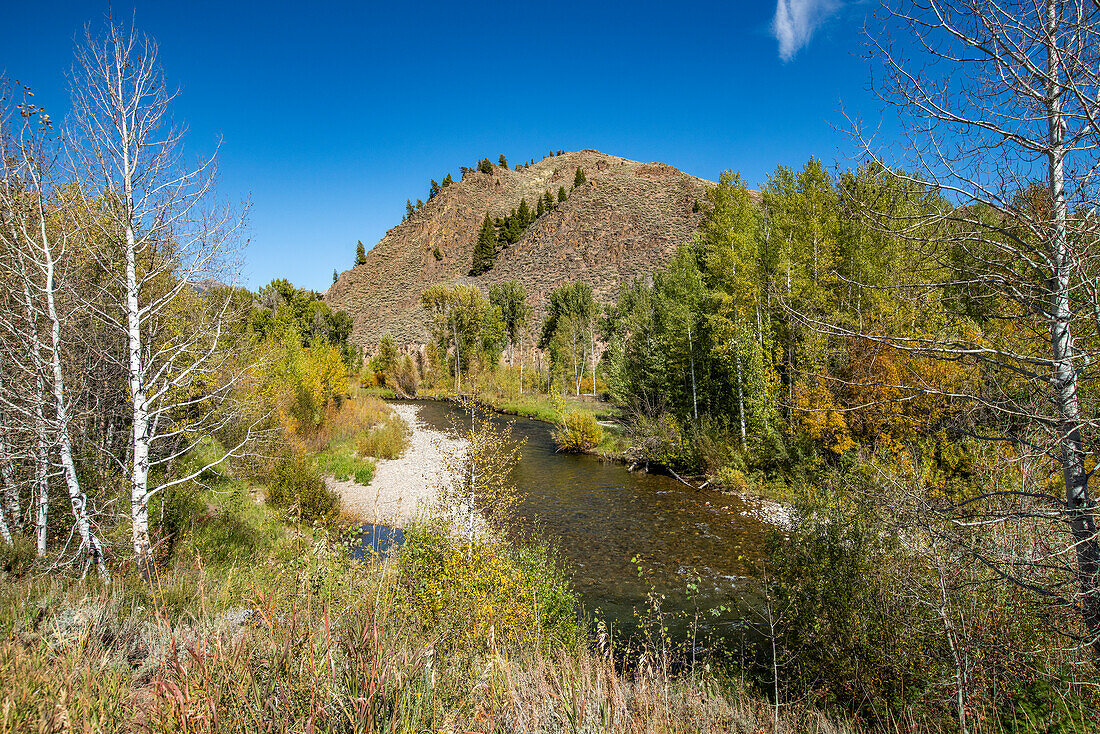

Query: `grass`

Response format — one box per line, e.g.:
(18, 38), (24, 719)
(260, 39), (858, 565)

(0, 486), (870, 734)
(311, 394), (411, 486)
(317, 442), (376, 484)
(357, 415), (410, 459)
(4, 461), (1087, 732)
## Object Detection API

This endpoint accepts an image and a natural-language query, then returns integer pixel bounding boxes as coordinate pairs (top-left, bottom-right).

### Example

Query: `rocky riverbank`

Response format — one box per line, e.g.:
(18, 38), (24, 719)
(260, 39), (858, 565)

(328, 402), (465, 527)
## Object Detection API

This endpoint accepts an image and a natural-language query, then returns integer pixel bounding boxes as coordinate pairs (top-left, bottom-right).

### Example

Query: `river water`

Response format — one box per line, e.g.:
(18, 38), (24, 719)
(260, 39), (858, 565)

(402, 399), (777, 646)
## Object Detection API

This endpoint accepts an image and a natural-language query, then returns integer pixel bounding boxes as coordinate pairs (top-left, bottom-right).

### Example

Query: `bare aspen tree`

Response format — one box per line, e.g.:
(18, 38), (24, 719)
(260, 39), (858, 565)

(0, 84), (109, 577)
(823, 0), (1100, 661)
(68, 21), (254, 578)
(0, 366), (22, 540)
(0, 183), (53, 556)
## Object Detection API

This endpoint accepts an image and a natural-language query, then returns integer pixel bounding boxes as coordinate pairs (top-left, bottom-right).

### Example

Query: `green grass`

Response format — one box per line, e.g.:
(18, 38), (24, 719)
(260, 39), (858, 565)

(317, 441), (376, 484)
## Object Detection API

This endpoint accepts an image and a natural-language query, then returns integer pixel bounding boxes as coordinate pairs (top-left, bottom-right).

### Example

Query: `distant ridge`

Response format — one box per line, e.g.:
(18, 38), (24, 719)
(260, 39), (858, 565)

(325, 149), (712, 346)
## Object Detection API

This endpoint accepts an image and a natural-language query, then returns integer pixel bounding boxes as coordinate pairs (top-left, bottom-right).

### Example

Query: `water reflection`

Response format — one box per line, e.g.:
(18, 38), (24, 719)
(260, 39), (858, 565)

(349, 523), (405, 561)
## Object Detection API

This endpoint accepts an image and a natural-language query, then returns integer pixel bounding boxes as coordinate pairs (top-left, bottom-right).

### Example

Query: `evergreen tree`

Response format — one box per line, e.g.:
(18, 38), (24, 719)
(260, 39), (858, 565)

(443, 173), (454, 187)
(355, 240), (367, 266)
(377, 334), (398, 372)
(478, 158), (493, 174)
(543, 190), (554, 212)
(416, 198), (424, 210)
(498, 153), (508, 168)
(471, 213), (498, 275)
(429, 179), (440, 199)
(558, 186), (567, 203)
(406, 200), (415, 219)
(537, 197), (545, 218)
(517, 197), (531, 225)
(332, 269), (338, 284)
(500, 209), (522, 244)
(573, 167), (586, 188)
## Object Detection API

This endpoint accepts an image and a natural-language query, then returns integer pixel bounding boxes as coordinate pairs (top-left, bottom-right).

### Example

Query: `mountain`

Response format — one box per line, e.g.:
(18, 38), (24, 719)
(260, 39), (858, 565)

(325, 150), (711, 346)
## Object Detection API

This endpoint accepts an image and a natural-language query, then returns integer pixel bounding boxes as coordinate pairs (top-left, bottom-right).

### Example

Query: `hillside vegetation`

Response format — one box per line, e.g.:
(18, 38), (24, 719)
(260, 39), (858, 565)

(326, 150), (709, 345)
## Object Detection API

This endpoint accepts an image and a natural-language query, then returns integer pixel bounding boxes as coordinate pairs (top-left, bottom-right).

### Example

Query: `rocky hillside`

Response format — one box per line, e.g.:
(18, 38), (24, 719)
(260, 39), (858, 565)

(325, 150), (711, 346)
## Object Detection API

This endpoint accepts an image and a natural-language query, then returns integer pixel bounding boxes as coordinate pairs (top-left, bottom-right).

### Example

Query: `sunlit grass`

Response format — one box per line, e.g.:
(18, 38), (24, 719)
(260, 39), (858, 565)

(357, 415), (410, 459)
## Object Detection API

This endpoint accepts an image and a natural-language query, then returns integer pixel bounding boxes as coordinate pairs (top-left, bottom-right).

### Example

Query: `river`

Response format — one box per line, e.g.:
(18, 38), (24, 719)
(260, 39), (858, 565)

(401, 399), (778, 649)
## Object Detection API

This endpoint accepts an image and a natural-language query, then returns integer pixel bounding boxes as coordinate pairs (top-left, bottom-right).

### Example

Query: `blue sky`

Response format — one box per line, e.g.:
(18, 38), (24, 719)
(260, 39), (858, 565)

(2, 1), (880, 291)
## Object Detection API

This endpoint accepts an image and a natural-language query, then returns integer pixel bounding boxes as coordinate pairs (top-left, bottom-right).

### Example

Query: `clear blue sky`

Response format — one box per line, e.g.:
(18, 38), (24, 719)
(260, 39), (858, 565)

(2, 1), (883, 292)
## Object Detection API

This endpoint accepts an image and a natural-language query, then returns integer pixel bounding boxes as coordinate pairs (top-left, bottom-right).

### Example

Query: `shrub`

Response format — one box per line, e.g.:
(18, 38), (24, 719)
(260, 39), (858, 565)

(357, 416), (410, 460)
(322, 396), (390, 445)
(630, 411), (698, 469)
(267, 452), (340, 523)
(192, 483), (277, 565)
(552, 410), (604, 453)
(398, 519), (577, 649)
(692, 419), (740, 475)
(269, 336), (348, 435)
(392, 355), (419, 396)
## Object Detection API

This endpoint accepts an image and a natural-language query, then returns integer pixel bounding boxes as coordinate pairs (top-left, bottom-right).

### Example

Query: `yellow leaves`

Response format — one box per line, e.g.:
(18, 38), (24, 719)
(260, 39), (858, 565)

(264, 334), (348, 438)
(795, 378), (855, 455)
(552, 410), (604, 453)
(800, 382), (858, 455)
(842, 337), (966, 455)
(399, 521), (574, 649)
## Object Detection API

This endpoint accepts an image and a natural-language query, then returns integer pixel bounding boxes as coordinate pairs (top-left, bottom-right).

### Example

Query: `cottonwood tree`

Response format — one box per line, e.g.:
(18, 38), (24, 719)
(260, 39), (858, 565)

(540, 282), (596, 396)
(488, 281), (530, 368)
(421, 283), (487, 393)
(68, 21), (255, 578)
(828, 0), (1100, 663)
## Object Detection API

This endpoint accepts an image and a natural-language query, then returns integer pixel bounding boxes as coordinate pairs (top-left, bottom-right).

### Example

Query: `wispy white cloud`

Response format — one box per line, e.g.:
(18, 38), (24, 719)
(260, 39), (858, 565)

(772, 0), (841, 61)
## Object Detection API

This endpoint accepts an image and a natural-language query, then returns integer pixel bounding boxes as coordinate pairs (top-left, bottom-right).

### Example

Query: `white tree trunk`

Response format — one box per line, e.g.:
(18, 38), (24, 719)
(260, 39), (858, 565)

(452, 316), (461, 393)
(590, 318), (597, 397)
(1044, 0), (1100, 656)
(125, 216), (153, 578)
(40, 224), (109, 580)
(22, 283), (50, 557)
(0, 371), (21, 536)
(687, 323), (698, 421)
(736, 352), (747, 450)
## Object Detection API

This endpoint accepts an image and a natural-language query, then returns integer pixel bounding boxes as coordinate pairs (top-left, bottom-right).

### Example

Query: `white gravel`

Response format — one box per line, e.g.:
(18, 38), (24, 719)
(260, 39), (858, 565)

(328, 402), (466, 528)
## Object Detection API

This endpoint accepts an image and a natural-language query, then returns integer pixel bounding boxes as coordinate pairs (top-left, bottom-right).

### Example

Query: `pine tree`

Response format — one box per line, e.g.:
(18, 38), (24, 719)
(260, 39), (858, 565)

(478, 158), (493, 174)
(573, 167), (586, 189)
(332, 269), (339, 283)
(558, 186), (567, 203)
(355, 240), (367, 266)
(498, 153), (508, 168)
(537, 197), (545, 217)
(429, 179), (440, 199)
(443, 173), (454, 187)
(406, 200), (415, 219)
(517, 197), (531, 225)
(471, 213), (498, 275)
(416, 198), (424, 210)
(543, 190), (554, 212)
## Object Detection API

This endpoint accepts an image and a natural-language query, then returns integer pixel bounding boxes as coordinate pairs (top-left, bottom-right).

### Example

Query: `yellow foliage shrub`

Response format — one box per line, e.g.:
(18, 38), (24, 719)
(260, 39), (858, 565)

(796, 378), (855, 455)
(269, 337), (347, 436)
(398, 519), (577, 649)
(552, 410), (604, 453)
